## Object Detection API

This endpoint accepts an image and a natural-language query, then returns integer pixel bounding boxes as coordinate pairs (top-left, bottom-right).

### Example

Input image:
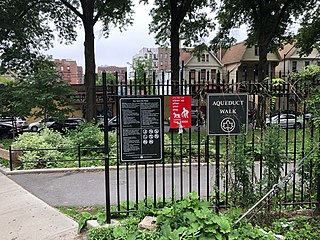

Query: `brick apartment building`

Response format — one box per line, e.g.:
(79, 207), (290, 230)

(54, 59), (84, 84)
(97, 65), (127, 82)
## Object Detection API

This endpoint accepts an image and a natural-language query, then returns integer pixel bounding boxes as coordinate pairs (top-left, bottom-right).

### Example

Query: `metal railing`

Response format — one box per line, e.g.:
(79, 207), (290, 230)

(6, 70), (320, 222)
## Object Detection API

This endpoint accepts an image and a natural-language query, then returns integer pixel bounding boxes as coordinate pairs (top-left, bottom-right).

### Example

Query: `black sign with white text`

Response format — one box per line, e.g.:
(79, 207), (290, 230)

(207, 93), (248, 136)
(120, 97), (163, 162)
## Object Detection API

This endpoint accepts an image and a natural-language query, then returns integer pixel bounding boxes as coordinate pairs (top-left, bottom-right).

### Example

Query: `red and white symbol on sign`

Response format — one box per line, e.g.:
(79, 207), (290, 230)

(170, 96), (192, 129)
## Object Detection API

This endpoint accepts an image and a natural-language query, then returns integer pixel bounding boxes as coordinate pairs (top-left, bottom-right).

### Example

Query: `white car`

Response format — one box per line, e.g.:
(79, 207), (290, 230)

(266, 114), (305, 129)
(28, 118), (56, 132)
(0, 117), (29, 129)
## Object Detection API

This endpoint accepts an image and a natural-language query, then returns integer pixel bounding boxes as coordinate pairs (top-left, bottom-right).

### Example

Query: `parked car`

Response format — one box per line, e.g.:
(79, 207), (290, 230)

(47, 118), (85, 133)
(0, 117), (28, 129)
(28, 117), (57, 132)
(266, 113), (305, 129)
(0, 123), (22, 138)
(107, 116), (119, 130)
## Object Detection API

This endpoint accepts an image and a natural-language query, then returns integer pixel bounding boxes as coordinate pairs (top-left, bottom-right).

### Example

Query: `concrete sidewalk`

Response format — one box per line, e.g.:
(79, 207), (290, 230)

(0, 172), (81, 240)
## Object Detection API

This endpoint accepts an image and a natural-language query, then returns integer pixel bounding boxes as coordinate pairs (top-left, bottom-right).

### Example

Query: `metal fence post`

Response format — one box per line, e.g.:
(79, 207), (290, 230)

(215, 136), (220, 213)
(9, 146), (13, 171)
(317, 130), (320, 212)
(77, 144), (81, 168)
(102, 71), (111, 224)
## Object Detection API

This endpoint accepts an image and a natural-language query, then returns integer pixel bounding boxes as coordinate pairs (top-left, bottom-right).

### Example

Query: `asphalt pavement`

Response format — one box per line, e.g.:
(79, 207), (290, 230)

(8, 165), (217, 207)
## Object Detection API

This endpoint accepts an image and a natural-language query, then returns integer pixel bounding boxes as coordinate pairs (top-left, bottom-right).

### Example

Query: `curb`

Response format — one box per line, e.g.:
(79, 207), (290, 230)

(0, 162), (209, 175)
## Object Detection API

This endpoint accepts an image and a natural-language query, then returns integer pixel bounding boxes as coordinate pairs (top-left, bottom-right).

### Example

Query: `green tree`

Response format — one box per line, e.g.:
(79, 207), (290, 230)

(290, 65), (320, 125)
(0, 0), (76, 74)
(58, 0), (134, 121)
(142, 0), (216, 94)
(212, 0), (314, 81)
(96, 72), (116, 86)
(0, 60), (73, 120)
(22, 60), (74, 119)
(295, 3), (320, 55)
(131, 58), (153, 93)
(0, 0), (134, 121)
(132, 58), (152, 83)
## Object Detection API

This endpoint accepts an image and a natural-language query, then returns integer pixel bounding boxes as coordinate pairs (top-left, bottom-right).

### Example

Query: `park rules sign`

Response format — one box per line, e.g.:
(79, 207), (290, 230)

(207, 93), (248, 136)
(119, 97), (163, 162)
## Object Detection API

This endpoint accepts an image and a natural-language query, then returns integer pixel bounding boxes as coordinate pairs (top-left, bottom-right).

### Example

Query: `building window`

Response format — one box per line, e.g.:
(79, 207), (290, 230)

(165, 53), (168, 59)
(200, 69), (206, 80)
(153, 54), (157, 59)
(292, 61), (297, 72)
(211, 69), (217, 81)
(160, 53), (163, 59)
(67, 66), (70, 71)
(160, 61), (163, 66)
(305, 61), (310, 67)
(242, 65), (247, 77)
(190, 69), (196, 81)
(254, 45), (259, 56)
(60, 66), (64, 71)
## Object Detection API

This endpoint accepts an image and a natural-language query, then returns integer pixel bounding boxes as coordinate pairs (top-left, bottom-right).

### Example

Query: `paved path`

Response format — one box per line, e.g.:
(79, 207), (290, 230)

(0, 172), (80, 240)
(8, 165), (217, 207)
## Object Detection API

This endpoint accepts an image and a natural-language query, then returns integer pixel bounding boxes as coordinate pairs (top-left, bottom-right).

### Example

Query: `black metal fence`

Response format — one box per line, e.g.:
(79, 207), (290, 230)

(100, 70), (320, 220)
(8, 70), (320, 221)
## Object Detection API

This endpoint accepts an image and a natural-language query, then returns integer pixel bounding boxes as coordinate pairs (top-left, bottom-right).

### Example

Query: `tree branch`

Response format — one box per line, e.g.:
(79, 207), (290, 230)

(93, 0), (110, 24)
(264, 0), (295, 44)
(60, 0), (83, 20)
(176, 0), (193, 25)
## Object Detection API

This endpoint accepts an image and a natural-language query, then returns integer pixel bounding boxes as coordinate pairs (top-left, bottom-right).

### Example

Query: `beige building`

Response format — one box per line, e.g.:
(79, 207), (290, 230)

(277, 43), (320, 78)
(221, 42), (281, 84)
(181, 50), (222, 95)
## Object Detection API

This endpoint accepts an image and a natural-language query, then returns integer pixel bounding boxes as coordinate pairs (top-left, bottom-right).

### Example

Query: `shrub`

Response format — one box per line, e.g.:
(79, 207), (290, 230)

(67, 122), (104, 147)
(12, 128), (73, 169)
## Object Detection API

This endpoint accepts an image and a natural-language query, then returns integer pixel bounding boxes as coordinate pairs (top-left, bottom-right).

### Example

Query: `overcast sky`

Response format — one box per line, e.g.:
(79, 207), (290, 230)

(44, 2), (247, 70)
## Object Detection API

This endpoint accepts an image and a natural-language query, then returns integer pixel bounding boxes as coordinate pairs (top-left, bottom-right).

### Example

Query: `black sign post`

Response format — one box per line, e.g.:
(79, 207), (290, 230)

(120, 97), (163, 162)
(207, 93), (248, 136)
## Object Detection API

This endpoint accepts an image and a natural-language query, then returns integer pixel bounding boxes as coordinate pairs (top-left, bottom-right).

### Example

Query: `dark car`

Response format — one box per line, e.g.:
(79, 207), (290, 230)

(0, 123), (22, 138)
(47, 118), (85, 133)
(191, 110), (205, 126)
(107, 116), (119, 130)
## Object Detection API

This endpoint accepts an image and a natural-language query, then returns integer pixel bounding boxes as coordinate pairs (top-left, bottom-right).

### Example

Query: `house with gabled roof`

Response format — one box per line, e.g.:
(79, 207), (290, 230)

(277, 43), (320, 78)
(180, 49), (222, 95)
(221, 42), (281, 84)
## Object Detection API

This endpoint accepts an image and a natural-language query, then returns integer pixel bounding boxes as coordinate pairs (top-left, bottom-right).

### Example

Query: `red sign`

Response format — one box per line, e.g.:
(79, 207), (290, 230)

(170, 96), (192, 128)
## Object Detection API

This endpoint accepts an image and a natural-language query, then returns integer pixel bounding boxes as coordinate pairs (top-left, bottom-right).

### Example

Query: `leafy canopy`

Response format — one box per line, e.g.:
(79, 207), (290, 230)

(144, 0), (216, 47)
(0, 0), (77, 74)
(0, 60), (73, 119)
(212, 0), (314, 50)
(295, 3), (320, 55)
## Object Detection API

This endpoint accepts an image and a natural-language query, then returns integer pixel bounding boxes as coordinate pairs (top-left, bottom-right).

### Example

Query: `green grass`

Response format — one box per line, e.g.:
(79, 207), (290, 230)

(0, 139), (13, 149)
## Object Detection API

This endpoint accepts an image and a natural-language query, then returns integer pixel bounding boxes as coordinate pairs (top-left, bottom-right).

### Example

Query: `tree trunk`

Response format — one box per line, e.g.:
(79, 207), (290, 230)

(170, 23), (180, 95)
(256, 41), (269, 127)
(258, 43), (268, 82)
(83, 6), (96, 121)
